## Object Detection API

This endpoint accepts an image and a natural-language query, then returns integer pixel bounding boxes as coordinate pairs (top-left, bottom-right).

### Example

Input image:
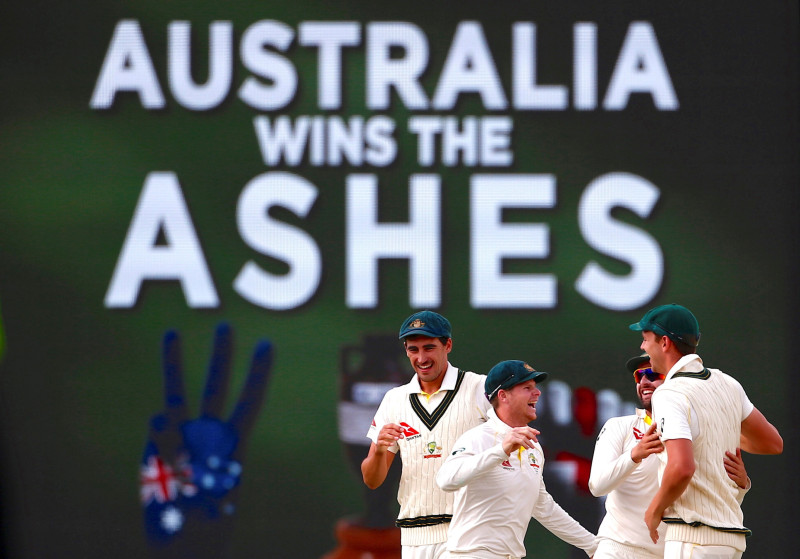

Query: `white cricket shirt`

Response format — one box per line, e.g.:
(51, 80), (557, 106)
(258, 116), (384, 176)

(436, 408), (597, 558)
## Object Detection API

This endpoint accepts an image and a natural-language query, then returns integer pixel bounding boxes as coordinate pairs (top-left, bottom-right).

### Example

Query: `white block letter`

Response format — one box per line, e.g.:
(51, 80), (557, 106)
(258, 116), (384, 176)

(512, 23), (567, 110)
(604, 22), (678, 110)
(239, 20), (298, 111)
(234, 172), (321, 310)
(575, 172), (663, 310)
(299, 21), (361, 110)
(346, 174), (440, 308)
(471, 174), (556, 308)
(168, 21), (233, 111)
(432, 22), (507, 110)
(366, 23), (429, 110)
(90, 20), (166, 109)
(574, 23), (597, 110)
(105, 172), (218, 307)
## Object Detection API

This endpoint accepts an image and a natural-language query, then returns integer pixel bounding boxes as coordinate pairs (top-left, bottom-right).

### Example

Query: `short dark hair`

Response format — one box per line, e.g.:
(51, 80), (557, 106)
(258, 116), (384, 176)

(654, 332), (697, 356)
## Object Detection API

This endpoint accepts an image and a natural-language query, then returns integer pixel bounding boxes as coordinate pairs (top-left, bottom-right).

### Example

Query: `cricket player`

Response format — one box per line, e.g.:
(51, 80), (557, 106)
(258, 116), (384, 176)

(631, 304), (783, 559)
(361, 310), (491, 559)
(436, 360), (598, 559)
(589, 353), (751, 559)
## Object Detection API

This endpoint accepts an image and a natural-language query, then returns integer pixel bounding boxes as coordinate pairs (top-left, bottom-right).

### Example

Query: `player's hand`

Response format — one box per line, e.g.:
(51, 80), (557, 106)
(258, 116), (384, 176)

(501, 426), (540, 456)
(374, 423), (405, 451)
(631, 423), (664, 463)
(644, 504), (662, 544)
(140, 323), (274, 557)
(723, 447), (749, 489)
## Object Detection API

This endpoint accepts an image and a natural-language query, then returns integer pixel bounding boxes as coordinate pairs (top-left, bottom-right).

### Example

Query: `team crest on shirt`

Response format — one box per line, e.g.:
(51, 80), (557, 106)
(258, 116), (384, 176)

(424, 441), (442, 458)
(529, 452), (540, 470)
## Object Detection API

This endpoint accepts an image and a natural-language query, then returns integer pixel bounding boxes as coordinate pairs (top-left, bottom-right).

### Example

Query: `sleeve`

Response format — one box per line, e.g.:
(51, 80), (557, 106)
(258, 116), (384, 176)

(436, 431), (506, 492)
(738, 381), (754, 421)
(652, 388), (693, 442)
(366, 390), (399, 453)
(532, 478), (598, 556)
(736, 477), (751, 505)
(588, 417), (639, 497)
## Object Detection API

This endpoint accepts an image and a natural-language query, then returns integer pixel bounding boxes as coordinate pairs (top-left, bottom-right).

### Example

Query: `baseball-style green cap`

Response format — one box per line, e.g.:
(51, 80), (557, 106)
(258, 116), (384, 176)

(626, 353), (651, 373)
(485, 360), (548, 401)
(398, 310), (452, 339)
(629, 304), (701, 348)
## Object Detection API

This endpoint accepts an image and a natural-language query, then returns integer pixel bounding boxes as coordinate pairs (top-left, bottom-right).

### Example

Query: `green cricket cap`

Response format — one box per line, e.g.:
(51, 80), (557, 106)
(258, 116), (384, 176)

(485, 360), (548, 401)
(629, 304), (700, 348)
(398, 310), (452, 339)
(626, 353), (651, 373)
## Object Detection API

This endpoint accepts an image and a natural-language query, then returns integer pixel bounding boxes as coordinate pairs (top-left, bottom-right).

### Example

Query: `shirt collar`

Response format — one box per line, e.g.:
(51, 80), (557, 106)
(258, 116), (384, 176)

(486, 407), (511, 433)
(665, 353), (704, 380)
(636, 407), (653, 425)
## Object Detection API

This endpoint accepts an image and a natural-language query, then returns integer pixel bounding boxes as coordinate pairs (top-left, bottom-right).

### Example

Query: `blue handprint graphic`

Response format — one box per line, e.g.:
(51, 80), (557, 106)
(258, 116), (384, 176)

(140, 323), (273, 557)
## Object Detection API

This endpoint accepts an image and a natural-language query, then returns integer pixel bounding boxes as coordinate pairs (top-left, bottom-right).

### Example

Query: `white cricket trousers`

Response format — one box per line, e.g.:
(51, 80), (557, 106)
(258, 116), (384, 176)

(664, 541), (743, 559)
(594, 539), (662, 559)
(403, 542), (447, 559)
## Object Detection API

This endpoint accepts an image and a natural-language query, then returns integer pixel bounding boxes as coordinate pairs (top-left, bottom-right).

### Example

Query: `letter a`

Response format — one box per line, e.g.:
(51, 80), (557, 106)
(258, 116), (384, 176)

(90, 19), (166, 109)
(104, 172), (218, 308)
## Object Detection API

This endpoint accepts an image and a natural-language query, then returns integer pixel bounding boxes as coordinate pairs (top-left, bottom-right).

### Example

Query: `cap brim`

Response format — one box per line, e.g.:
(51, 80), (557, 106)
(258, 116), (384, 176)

(484, 370), (549, 398)
(517, 370), (548, 386)
(629, 322), (645, 331)
(625, 354), (650, 373)
(399, 328), (440, 339)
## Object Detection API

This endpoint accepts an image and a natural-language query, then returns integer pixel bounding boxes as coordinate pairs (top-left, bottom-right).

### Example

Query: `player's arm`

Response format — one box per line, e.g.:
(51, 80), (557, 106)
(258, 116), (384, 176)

(361, 440), (396, 489)
(644, 438), (694, 543)
(533, 482), (598, 556)
(438, 426), (538, 491)
(589, 419), (657, 497)
(739, 407), (783, 455)
(436, 441), (503, 492)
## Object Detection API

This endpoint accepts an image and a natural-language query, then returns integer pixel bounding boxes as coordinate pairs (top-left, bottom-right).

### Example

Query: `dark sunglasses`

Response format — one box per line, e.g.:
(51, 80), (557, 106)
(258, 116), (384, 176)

(633, 367), (666, 383)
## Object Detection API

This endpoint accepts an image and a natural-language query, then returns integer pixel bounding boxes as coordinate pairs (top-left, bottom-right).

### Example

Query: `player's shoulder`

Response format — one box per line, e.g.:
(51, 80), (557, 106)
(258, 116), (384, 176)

(606, 413), (638, 426)
(708, 367), (742, 385)
(460, 417), (494, 442)
(600, 413), (638, 433)
(378, 383), (413, 404)
(459, 369), (485, 381)
(457, 369), (487, 390)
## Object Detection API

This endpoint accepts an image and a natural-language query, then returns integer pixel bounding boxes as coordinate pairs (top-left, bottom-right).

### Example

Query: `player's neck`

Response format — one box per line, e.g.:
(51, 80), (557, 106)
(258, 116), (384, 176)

(419, 376), (445, 395)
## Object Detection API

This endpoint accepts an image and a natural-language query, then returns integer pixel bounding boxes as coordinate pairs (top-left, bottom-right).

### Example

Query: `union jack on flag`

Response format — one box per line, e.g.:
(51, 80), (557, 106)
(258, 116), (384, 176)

(140, 455), (180, 505)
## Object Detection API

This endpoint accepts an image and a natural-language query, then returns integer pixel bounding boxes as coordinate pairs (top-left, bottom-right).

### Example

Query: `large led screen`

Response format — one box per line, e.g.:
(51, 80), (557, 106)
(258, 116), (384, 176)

(1, 1), (797, 558)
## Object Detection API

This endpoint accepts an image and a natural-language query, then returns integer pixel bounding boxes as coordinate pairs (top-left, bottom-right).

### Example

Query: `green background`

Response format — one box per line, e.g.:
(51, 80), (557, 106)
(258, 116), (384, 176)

(1, 1), (797, 557)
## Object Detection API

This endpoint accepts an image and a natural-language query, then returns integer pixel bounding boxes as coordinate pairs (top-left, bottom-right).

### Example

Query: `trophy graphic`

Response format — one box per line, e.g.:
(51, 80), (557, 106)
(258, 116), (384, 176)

(323, 333), (410, 559)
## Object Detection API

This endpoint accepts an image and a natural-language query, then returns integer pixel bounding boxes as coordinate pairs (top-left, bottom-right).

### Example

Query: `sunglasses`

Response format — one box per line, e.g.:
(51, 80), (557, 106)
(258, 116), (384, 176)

(633, 367), (666, 383)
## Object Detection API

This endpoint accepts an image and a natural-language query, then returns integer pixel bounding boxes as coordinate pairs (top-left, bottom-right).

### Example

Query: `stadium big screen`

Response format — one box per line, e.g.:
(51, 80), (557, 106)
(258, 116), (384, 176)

(1, 1), (797, 557)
